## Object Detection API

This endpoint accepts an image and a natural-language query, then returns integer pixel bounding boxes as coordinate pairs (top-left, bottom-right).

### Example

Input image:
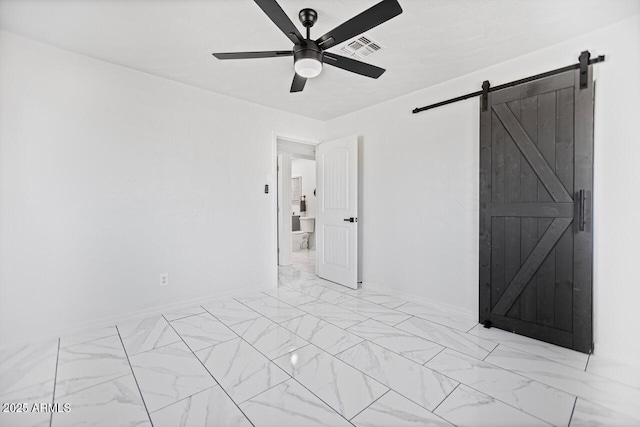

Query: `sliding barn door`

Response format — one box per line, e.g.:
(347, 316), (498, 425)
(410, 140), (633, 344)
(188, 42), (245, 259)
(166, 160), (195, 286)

(479, 67), (594, 353)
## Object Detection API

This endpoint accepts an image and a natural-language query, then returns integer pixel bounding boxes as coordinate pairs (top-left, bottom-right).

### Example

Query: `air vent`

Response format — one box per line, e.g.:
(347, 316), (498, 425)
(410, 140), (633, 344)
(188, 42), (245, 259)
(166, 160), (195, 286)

(339, 34), (383, 60)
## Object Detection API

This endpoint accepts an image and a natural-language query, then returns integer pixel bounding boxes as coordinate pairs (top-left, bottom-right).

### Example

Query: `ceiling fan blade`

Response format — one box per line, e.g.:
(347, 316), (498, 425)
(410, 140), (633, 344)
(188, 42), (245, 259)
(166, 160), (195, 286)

(290, 73), (307, 92)
(212, 51), (293, 60)
(323, 53), (385, 78)
(315, 0), (402, 50)
(254, 0), (305, 45)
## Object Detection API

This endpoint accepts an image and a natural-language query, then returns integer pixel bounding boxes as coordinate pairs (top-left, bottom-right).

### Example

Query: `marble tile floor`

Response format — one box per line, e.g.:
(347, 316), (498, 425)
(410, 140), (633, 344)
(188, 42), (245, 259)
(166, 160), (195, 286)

(2, 263), (640, 426)
(290, 249), (317, 274)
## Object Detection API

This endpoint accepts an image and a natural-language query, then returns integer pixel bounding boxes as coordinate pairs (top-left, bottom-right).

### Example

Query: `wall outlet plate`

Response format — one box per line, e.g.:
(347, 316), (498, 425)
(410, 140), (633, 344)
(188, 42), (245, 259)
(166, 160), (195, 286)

(159, 273), (169, 287)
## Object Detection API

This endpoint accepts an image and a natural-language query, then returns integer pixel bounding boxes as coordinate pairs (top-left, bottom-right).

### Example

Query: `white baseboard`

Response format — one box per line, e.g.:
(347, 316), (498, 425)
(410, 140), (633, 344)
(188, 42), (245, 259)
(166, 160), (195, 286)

(360, 280), (478, 321)
(357, 281), (640, 372)
(0, 285), (272, 351)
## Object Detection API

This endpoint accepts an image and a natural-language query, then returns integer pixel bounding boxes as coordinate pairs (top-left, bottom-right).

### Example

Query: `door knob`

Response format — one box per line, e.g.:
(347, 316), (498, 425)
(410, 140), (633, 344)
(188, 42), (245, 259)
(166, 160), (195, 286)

(343, 217), (358, 223)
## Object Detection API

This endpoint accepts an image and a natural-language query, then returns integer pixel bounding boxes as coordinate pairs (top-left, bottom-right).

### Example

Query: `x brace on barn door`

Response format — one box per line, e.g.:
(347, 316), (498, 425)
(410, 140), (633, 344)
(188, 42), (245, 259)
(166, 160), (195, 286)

(411, 51), (605, 114)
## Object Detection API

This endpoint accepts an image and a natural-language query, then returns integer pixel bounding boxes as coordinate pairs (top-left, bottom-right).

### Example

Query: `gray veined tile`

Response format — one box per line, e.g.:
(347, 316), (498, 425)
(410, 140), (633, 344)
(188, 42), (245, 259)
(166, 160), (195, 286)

(338, 299), (411, 325)
(277, 265), (298, 276)
(300, 284), (356, 304)
(282, 314), (364, 355)
(0, 339), (58, 427)
(129, 341), (216, 412)
(231, 316), (308, 359)
(117, 315), (180, 356)
(307, 278), (356, 294)
(163, 305), (206, 322)
(368, 312), (413, 326)
(584, 354), (640, 389)
(261, 287), (317, 306)
(570, 397), (640, 427)
(297, 300), (368, 329)
(55, 335), (130, 398)
(351, 390), (453, 427)
(0, 410), (51, 427)
(294, 267), (316, 277)
(0, 339), (58, 402)
(343, 288), (384, 296)
(277, 267), (316, 281)
(196, 338), (288, 403)
(239, 295), (305, 323)
(357, 292), (407, 309)
(396, 317), (496, 359)
(60, 326), (118, 348)
(433, 384), (548, 427)
(151, 386), (251, 427)
(396, 302), (478, 331)
(346, 319), (443, 364)
(426, 348), (575, 426)
(51, 374), (151, 427)
(467, 324), (589, 370)
(240, 379), (352, 427)
(330, 286), (369, 296)
(277, 275), (316, 291)
(337, 341), (457, 411)
(278, 280), (316, 292)
(202, 298), (261, 326)
(235, 291), (274, 304)
(290, 250), (315, 269)
(170, 313), (236, 351)
(274, 344), (388, 419)
(486, 345), (640, 421)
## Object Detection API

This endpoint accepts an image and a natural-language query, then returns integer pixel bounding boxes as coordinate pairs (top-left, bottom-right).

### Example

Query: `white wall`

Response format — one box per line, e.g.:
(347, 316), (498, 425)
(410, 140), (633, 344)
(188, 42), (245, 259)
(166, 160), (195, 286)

(324, 15), (640, 366)
(0, 32), (323, 345)
(2, 15), (639, 367)
(291, 159), (316, 218)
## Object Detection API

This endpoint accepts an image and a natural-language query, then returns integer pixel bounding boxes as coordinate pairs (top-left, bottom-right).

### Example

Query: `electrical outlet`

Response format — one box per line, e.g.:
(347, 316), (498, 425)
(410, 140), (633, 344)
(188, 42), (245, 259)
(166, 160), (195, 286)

(159, 273), (169, 287)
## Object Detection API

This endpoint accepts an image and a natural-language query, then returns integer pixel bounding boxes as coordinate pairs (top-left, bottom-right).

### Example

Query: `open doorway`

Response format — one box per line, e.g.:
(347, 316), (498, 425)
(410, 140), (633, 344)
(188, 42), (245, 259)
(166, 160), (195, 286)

(291, 157), (316, 273)
(274, 134), (360, 289)
(276, 137), (318, 274)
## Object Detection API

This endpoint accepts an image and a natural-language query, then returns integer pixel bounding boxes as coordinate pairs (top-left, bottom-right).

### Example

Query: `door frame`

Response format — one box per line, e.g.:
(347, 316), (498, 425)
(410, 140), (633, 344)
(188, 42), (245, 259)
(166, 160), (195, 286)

(271, 132), (319, 283)
(277, 152), (293, 267)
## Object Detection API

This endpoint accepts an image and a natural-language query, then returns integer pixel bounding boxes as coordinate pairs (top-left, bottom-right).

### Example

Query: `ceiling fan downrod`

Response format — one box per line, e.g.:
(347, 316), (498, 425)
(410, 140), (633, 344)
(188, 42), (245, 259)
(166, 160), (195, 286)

(298, 8), (317, 40)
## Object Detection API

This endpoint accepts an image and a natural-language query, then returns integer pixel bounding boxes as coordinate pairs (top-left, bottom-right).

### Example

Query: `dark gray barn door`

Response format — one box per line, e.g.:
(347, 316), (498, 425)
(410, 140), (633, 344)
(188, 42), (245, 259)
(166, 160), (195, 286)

(479, 67), (594, 353)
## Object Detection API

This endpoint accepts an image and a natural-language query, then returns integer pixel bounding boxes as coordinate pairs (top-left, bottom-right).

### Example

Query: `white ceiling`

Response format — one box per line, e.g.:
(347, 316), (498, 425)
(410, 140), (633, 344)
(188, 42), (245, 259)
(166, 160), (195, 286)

(1, 0), (638, 120)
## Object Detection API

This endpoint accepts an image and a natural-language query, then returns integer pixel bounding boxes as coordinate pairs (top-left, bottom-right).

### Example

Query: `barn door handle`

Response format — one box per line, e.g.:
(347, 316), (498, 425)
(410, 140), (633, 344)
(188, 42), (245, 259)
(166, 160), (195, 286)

(578, 190), (586, 231)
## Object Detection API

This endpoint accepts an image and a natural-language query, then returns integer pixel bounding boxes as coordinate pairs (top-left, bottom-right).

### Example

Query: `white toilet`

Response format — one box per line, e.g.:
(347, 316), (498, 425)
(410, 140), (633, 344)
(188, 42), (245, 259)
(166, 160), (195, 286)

(292, 217), (315, 251)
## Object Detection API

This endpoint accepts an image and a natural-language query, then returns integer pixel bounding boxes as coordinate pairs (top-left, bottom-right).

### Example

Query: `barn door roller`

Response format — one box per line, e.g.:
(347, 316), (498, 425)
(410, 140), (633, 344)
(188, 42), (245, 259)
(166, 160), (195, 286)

(413, 50), (604, 114)
(579, 51), (590, 89)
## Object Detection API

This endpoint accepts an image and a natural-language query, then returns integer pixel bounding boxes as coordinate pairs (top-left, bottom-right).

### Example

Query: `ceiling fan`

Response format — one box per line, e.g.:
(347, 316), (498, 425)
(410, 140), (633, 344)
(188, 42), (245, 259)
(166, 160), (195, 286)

(212, 0), (403, 92)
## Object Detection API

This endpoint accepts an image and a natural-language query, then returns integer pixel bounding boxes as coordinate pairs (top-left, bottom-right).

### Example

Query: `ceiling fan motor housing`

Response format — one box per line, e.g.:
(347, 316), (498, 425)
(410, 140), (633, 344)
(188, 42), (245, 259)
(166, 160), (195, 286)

(293, 41), (323, 62)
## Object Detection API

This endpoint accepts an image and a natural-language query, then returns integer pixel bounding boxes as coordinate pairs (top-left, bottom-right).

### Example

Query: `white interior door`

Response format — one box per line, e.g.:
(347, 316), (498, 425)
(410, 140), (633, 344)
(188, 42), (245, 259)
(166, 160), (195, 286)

(316, 135), (358, 288)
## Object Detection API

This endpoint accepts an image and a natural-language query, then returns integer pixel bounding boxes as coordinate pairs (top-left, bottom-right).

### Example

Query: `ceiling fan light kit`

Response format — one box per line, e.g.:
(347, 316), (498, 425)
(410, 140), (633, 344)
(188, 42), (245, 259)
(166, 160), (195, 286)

(293, 41), (323, 78)
(212, 0), (403, 92)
